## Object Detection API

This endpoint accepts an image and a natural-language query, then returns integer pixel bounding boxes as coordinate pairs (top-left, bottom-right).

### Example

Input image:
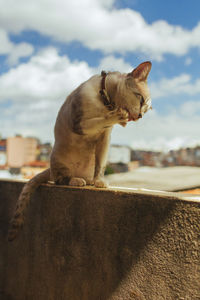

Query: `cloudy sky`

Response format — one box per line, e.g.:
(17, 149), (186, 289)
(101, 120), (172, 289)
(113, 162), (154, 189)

(1, 0), (200, 151)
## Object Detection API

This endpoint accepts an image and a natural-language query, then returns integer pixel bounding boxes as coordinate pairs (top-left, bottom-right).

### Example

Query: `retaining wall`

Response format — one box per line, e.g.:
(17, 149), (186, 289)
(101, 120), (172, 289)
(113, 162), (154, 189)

(0, 179), (200, 300)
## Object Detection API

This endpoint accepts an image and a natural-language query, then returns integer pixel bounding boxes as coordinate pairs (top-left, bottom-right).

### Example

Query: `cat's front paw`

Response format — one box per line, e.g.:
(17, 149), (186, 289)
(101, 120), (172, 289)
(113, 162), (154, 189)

(94, 178), (108, 188)
(69, 177), (86, 187)
(86, 179), (94, 185)
(117, 108), (129, 127)
(106, 108), (128, 126)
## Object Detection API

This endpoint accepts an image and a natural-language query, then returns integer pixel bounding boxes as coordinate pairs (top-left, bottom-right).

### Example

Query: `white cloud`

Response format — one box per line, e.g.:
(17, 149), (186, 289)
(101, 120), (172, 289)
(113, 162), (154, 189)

(0, 28), (34, 65)
(97, 55), (132, 73)
(0, 47), (96, 141)
(1, 0), (200, 60)
(0, 28), (12, 53)
(150, 74), (200, 99)
(179, 100), (200, 117)
(0, 47), (94, 104)
(0, 47), (200, 150)
(111, 108), (200, 151)
(0, 49), (135, 141)
(185, 57), (192, 66)
(0, 49), (137, 109)
(7, 42), (34, 65)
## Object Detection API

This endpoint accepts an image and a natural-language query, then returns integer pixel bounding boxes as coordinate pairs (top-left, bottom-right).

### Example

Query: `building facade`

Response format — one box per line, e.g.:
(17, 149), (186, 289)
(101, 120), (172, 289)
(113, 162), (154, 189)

(7, 136), (38, 168)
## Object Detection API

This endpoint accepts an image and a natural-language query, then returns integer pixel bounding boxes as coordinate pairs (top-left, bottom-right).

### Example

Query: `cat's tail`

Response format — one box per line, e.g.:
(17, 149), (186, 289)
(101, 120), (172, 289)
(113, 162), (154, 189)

(8, 168), (50, 242)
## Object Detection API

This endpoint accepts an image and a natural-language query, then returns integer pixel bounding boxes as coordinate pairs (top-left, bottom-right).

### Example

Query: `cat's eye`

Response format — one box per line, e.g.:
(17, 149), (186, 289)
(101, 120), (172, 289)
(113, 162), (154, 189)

(140, 96), (145, 106)
(134, 92), (144, 106)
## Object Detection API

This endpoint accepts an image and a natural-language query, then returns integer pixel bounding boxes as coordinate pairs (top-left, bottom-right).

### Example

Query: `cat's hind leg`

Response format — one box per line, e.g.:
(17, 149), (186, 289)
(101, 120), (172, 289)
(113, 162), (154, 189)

(56, 175), (87, 187)
(51, 161), (71, 185)
(69, 177), (86, 187)
(51, 161), (87, 187)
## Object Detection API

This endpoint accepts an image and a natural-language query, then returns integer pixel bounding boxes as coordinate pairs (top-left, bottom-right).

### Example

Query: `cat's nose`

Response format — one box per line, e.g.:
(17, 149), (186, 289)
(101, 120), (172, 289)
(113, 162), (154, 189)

(138, 113), (142, 119)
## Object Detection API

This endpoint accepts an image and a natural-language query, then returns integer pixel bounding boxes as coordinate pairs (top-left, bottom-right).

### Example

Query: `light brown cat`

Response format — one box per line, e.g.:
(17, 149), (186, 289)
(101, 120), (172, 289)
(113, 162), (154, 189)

(8, 61), (152, 241)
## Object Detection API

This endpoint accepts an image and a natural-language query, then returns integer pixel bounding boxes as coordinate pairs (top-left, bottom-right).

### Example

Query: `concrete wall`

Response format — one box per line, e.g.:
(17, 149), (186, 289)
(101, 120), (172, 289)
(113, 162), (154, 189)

(0, 179), (200, 300)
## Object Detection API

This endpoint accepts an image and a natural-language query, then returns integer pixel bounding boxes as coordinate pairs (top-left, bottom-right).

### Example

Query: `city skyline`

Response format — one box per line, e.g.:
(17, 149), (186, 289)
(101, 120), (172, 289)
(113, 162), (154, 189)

(1, 0), (200, 151)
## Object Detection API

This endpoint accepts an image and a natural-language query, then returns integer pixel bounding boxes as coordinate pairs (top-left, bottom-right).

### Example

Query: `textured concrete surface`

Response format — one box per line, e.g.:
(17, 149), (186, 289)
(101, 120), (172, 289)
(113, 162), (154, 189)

(0, 179), (200, 300)
(107, 166), (200, 191)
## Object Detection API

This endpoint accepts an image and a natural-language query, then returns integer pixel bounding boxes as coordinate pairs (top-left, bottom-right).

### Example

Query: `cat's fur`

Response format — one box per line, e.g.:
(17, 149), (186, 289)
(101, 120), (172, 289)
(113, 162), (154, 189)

(8, 61), (152, 241)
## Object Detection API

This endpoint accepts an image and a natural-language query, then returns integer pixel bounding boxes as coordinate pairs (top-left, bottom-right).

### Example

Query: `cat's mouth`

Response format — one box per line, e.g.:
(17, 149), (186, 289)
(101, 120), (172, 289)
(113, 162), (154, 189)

(128, 115), (133, 122)
(127, 111), (142, 122)
(126, 98), (152, 122)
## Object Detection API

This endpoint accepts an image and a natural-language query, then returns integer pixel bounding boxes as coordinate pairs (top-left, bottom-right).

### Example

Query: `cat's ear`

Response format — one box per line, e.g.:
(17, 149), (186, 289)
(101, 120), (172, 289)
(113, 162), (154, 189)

(129, 61), (152, 81)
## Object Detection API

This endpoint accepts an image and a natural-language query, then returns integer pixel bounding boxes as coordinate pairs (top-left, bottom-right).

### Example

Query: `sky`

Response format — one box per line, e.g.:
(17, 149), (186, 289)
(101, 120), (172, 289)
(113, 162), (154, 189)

(1, 0), (200, 151)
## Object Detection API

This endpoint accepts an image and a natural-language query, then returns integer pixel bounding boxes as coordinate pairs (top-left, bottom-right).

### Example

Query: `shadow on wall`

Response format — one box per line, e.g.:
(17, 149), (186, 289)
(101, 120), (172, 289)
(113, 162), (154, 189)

(0, 180), (199, 300)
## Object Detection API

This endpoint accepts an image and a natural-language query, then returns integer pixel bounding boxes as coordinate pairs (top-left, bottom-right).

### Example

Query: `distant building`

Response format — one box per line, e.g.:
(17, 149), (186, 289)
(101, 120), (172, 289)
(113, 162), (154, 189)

(37, 143), (52, 162)
(128, 160), (140, 171)
(0, 139), (7, 168)
(194, 147), (200, 166)
(107, 145), (131, 173)
(131, 149), (163, 167)
(7, 136), (38, 168)
(108, 145), (131, 164)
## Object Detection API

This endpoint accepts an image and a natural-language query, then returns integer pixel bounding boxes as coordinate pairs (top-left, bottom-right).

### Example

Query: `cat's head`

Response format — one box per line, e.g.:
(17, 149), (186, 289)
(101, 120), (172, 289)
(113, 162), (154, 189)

(115, 61), (152, 122)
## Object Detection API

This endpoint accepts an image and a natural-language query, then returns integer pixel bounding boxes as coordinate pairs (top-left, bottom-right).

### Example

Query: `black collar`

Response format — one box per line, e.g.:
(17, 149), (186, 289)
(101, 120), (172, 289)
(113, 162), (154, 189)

(99, 71), (115, 111)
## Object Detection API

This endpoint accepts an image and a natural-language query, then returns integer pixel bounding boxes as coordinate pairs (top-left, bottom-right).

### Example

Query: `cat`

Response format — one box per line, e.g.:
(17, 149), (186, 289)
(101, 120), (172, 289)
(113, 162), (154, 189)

(8, 61), (152, 241)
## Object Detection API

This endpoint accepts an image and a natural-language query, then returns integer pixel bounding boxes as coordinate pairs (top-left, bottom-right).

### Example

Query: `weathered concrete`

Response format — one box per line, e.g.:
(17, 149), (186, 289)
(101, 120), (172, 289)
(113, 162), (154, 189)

(0, 179), (200, 300)
(107, 166), (200, 191)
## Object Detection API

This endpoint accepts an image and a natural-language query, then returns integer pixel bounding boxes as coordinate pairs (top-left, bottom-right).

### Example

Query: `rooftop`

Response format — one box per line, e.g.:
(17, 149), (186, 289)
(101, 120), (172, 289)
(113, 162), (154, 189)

(106, 166), (200, 192)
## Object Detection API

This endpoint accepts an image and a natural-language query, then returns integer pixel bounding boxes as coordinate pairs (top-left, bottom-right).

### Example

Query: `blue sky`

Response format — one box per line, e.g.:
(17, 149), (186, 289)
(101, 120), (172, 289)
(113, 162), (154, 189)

(1, 0), (200, 150)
